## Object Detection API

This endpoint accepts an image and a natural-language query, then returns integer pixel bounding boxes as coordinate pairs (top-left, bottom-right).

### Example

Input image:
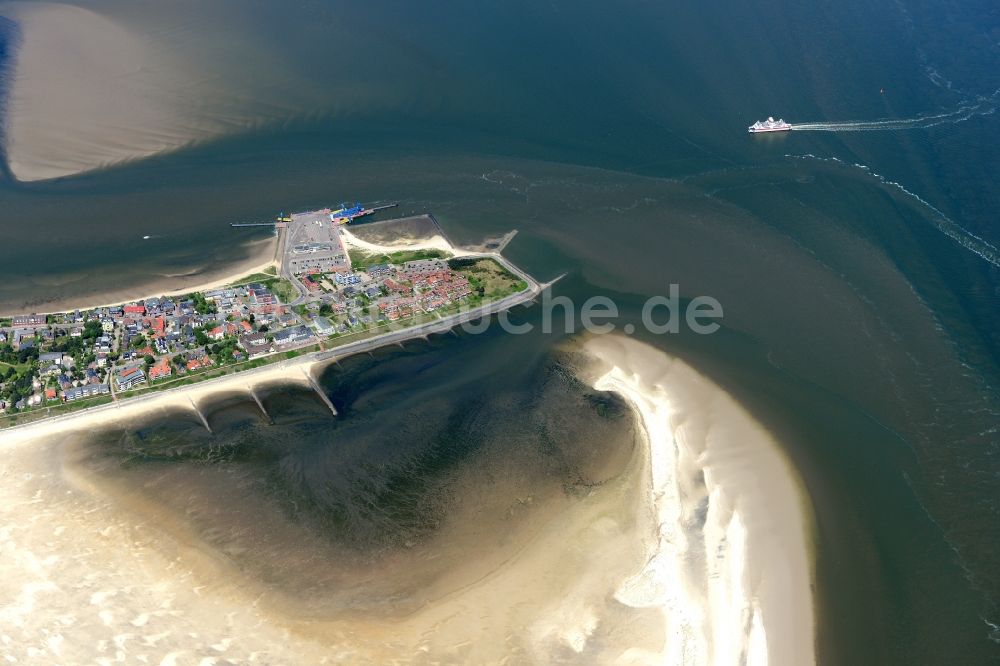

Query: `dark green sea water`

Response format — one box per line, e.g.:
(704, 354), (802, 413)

(2, 1), (999, 663)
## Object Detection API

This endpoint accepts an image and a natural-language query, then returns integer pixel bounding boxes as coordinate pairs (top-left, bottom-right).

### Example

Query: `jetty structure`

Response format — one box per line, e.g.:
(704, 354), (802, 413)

(231, 202), (399, 228)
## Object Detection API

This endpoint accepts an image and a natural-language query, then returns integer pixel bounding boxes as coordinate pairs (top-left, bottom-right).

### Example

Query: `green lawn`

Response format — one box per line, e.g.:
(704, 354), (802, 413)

(0, 394), (115, 428)
(227, 273), (274, 287)
(452, 258), (527, 300)
(261, 278), (298, 304)
(224, 265), (279, 287)
(0, 360), (30, 373)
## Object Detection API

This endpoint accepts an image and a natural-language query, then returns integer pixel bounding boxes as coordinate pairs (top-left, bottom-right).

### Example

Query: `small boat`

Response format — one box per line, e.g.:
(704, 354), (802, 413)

(748, 117), (792, 133)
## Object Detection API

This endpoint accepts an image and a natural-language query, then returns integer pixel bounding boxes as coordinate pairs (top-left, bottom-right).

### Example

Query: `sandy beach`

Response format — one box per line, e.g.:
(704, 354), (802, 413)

(77, 256), (279, 314)
(0, 333), (818, 665)
(0, 407), (340, 664)
(340, 224), (472, 258)
(582, 335), (816, 666)
(2, 236), (277, 317)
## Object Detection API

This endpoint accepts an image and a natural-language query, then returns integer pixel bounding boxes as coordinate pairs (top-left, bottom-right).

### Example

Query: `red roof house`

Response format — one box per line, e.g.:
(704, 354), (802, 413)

(148, 357), (172, 380)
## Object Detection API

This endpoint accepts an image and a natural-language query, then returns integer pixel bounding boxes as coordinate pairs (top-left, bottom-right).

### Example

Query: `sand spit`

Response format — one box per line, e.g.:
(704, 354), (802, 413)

(0, 1), (312, 182)
(583, 335), (816, 666)
(340, 223), (471, 258)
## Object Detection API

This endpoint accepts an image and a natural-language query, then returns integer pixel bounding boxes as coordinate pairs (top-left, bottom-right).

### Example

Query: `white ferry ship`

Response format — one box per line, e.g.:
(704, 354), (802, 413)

(748, 117), (791, 133)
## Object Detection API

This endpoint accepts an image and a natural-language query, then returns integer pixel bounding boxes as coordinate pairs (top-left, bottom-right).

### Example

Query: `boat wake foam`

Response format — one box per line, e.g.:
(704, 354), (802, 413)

(785, 152), (1000, 269)
(790, 90), (999, 132)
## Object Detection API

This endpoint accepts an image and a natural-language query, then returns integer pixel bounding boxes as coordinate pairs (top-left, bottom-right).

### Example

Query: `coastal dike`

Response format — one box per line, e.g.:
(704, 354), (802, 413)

(1, 212), (543, 438)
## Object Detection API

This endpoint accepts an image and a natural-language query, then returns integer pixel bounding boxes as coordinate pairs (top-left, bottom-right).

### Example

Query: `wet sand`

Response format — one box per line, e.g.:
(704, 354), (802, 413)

(1, 344), (659, 663)
(0, 332), (815, 664)
(0, 428), (652, 663)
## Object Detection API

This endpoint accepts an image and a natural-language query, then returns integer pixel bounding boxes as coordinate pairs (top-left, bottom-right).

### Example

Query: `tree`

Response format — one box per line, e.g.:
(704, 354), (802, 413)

(143, 355), (155, 367)
(82, 319), (102, 340)
(249, 313), (256, 324)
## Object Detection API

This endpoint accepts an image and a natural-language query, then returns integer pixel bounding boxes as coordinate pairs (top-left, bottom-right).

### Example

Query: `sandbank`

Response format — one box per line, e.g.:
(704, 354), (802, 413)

(0, 1), (306, 182)
(583, 335), (816, 666)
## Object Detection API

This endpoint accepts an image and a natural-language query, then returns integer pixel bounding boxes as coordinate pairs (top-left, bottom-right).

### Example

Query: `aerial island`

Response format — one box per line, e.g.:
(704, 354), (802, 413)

(0, 208), (538, 429)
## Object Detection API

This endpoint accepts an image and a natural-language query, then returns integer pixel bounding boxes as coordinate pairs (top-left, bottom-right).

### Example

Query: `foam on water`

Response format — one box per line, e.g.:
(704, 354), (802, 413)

(784, 153), (1000, 268)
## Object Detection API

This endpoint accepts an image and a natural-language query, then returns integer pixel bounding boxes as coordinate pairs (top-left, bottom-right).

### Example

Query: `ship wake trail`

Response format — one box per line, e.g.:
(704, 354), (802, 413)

(791, 91), (999, 132)
(785, 153), (1000, 269)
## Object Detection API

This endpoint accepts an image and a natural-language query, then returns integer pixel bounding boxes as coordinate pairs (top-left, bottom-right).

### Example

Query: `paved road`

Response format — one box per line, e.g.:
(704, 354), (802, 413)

(276, 224), (311, 306)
